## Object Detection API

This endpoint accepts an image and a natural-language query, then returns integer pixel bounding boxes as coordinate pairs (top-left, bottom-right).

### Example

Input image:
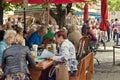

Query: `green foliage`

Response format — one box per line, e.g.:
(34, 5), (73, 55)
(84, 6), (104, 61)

(2, 0), (23, 11)
(108, 0), (120, 11)
(28, 4), (46, 9)
(76, 0), (98, 10)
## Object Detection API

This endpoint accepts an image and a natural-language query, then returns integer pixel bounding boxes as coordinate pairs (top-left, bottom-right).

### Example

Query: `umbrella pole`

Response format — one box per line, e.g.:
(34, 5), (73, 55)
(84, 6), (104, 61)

(23, 8), (27, 35)
(46, 4), (50, 26)
(103, 31), (106, 50)
(23, 0), (28, 35)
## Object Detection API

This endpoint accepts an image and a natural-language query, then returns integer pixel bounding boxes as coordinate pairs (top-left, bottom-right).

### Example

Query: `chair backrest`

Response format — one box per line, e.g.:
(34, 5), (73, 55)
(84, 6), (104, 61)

(77, 36), (91, 59)
(70, 52), (94, 80)
(82, 52), (94, 80)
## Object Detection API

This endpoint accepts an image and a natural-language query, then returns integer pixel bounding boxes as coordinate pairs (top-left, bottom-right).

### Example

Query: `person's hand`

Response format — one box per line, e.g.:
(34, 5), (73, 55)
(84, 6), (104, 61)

(38, 44), (45, 48)
(48, 56), (54, 60)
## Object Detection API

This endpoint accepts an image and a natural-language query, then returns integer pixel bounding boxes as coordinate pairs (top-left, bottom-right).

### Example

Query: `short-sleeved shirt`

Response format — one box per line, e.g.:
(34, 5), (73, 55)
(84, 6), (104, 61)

(43, 30), (54, 40)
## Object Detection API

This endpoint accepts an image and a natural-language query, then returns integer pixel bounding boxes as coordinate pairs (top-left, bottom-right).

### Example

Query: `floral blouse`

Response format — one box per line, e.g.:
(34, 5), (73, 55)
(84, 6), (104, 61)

(52, 39), (78, 72)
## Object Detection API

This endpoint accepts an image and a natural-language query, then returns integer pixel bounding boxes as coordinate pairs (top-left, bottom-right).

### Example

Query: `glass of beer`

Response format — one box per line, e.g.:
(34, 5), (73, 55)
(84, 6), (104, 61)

(31, 51), (37, 59)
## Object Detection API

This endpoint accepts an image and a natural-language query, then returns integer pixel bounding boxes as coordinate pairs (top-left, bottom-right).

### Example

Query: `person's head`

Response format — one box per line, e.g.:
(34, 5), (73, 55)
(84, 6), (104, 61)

(115, 18), (118, 22)
(97, 18), (100, 21)
(6, 21), (12, 30)
(53, 25), (59, 32)
(18, 17), (22, 22)
(68, 25), (77, 33)
(14, 34), (25, 45)
(61, 27), (67, 33)
(54, 31), (67, 45)
(37, 26), (48, 36)
(86, 26), (90, 30)
(8, 17), (11, 22)
(4, 30), (16, 45)
(0, 30), (5, 41)
(31, 25), (38, 31)
(111, 19), (114, 23)
(15, 27), (23, 36)
(86, 19), (89, 24)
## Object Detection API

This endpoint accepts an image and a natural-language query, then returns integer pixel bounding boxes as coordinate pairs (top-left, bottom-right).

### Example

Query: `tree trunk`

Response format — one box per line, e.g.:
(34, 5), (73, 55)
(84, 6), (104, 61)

(50, 4), (72, 29)
(0, 0), (3, 25)
(55, 14), (66, 29)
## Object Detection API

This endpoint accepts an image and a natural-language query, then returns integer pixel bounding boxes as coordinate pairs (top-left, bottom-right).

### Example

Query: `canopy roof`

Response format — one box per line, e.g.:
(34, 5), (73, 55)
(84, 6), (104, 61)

(6, 0), (91, 4)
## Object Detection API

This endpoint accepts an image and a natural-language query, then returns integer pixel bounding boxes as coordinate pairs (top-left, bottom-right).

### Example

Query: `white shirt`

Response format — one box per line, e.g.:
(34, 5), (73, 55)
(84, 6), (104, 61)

(53, 39), (78, 71)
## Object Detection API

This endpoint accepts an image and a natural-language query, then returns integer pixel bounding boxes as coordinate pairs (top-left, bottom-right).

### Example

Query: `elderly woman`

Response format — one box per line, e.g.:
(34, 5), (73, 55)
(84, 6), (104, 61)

(49, 31), (78, 78)
(4, 29), (17, 47)
(0, 30), (16, 63)
(2, 34), (36, 80)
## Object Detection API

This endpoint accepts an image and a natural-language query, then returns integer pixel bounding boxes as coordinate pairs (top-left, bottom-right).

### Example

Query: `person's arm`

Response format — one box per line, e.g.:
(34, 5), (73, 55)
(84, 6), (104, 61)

(51, 46), (70, 62)
(28, 33), (36, 47)
(26, 47), (36, 67)
(0, 45), (6, 58)
(1, 50), (7, 72)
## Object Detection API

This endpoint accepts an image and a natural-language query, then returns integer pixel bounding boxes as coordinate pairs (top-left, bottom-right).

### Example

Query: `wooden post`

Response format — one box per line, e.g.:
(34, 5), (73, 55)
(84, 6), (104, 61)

(23, 0), (28, 35)
(46, 4), (50, 26)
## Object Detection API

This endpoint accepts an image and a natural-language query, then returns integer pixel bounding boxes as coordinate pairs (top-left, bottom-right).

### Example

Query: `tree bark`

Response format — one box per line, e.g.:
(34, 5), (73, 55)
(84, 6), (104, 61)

(50, 3), (72, 29)
(0, 0), (3, 25)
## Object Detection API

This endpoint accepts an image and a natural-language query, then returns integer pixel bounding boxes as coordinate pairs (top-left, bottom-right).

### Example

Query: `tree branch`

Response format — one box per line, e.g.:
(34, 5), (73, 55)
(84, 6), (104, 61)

(49, 9), (57, 20)
(55, 4), (62, 13)
(66, 3), (72, 14)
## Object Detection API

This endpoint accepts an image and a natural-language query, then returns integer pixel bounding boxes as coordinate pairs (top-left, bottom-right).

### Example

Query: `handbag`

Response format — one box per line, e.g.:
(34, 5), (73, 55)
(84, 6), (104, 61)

(48, 65), (56, 80)
(48, 64), (69, 80)
(56, 64), (69, 80)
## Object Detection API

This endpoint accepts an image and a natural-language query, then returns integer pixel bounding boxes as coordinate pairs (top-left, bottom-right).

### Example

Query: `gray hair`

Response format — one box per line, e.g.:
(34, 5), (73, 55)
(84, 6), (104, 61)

(4, 29), (17, 40)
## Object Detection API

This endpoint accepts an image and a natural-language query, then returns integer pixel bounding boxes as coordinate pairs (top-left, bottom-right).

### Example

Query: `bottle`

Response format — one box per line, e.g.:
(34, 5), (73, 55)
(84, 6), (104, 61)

(52, 43), (57, 53)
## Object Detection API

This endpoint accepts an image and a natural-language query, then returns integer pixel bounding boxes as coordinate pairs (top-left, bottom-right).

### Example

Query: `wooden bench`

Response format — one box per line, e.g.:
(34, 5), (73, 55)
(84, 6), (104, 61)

(70, 52), (94, 80)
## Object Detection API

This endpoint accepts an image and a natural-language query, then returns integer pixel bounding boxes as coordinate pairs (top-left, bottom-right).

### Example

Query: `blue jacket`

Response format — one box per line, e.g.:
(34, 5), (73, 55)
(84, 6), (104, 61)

(26, 31), (43, 48)
(0, 40), (7, 63)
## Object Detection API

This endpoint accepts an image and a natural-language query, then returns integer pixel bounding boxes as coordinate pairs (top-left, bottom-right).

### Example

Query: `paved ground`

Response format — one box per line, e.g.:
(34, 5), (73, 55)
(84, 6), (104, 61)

(92, 40), (120, 80)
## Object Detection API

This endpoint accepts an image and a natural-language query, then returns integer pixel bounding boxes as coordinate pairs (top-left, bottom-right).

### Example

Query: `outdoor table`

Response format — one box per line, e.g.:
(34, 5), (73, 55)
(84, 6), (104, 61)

(113, 45), (120, 65)
(29, 49), (54, 80)
(29, 60), (54, 80)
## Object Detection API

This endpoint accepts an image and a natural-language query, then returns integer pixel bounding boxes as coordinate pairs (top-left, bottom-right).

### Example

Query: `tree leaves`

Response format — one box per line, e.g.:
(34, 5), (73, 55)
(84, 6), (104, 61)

(108, 0), (120, 11)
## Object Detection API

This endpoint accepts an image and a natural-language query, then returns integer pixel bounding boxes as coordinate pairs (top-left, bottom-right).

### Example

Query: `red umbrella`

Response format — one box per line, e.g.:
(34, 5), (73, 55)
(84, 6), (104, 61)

(99, 0), (109, 31)
(29, 0), (91, 4)
(6, 0), (91, 4)
(6, 0), (22, 3)
(84, 3), (88, 23)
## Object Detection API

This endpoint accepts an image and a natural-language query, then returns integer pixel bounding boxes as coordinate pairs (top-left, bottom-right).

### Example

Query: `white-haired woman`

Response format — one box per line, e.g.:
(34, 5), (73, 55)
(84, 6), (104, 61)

(4, 29), (17, 47)
(0, 29), (16, 63)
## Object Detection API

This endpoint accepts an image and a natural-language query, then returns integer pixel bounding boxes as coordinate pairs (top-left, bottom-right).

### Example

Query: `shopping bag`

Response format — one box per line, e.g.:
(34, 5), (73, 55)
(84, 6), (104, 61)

(56, 64), (69, 80)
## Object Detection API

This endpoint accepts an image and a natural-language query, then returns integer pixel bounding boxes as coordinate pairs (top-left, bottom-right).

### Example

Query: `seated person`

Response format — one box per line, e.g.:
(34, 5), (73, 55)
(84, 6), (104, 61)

(68, 25), (82, 51)
(43, 26), (55, 40)
(49, 31), (78, 79)
(0, 30), (17, 63)
(2, 34), (36, 80)
(86, 27), (97, 50)
(26, 26), (48, 48)
(81, 20), (89, 35)
(87, 27), (97, 42)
